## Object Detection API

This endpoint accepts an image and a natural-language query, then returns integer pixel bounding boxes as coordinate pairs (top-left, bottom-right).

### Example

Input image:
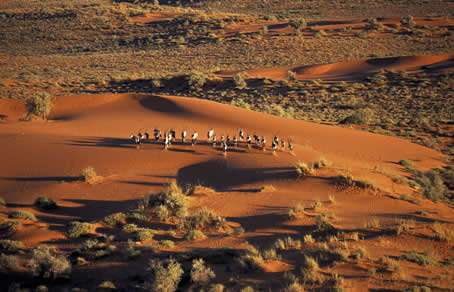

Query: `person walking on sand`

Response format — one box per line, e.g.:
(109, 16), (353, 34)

(181, 130), (187, 143)
(246, 134), (252, 149)
(288, 138), (294, 152)
(222, 141), (228, 155)
(239, 129), (245, 142)
(191, 131), (199, 146)
(261, 136), (267, 151)
(164, 132), (170, 150)
(272, 139), (278, 154)
(153, 128), (160, 143)
(207, 128), (215, 143)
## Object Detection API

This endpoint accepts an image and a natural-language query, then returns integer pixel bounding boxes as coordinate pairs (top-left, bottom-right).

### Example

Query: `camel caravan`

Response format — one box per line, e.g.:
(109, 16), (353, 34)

(130, 128), (294, 155)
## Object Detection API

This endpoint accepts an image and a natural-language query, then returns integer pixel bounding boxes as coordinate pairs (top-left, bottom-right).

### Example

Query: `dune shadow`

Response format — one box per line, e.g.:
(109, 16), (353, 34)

(176, 159), (297, 191)
(65, 137), (137, 149)
(0, 176), (80, 183)
(136, 95), (188, 114)
(117, 180), (168, 187)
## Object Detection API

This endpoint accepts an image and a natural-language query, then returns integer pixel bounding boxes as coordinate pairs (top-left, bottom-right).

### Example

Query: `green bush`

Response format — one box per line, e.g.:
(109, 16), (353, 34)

(186, 72), (208, 90)
(414, 170), (447, 201)
(28, 245), (71, 279)
(26, 92), (53, 119)
(34, 196), (58, 210)
(9, 210), (37, 221)
(66, 221), (95, 238)
(103, 212), (127, 227)
(147, 258), (184, 292)
(191, 258), (215, 285)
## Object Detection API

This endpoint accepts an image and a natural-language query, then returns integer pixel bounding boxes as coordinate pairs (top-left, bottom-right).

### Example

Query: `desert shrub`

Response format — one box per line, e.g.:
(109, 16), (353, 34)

(399, 194), (419, 204)
(313, 157), (331, 169)
(238, 247), (264, 271)
(9, 210), (37, 221)
(316, 215), (336, 233)
(133, 228), (155, 241)
(343, 232), (360, 241)
(295, 162), (315, 177)
(0, 240), (24, 254)
(159, 240), (175, 249)
(209, 284), (225, 292)
(0, 197), (6, 206)
(122, 223), (139, 233)
(262, 248), (280, 260)
(241, 286), (255, 292)
(287, 70), (297, 81)
(284, 281), (305, 292)
(184, 229), (207, 241)
(351, 246), (368, 259)
(155, 205), (171, 222)
(399, 159), (414, 171)
(231, 98), (251, 110)
(66, 221), (95, 238)
(34, 196), (58, 210)
(275, 237), (302, 250)
(300, 256), (323, 284)
(148, 183), (188, 219)
(323, 272), (344, 291)
(0, 220), (19, 237)
(233, 74), (247, 89)
(340, 108), (374, 125)
(186, 72), (208, 90)
(287, 202), (305, 220)
(328, 195), (336, 204)
(98, 281), (116, 290)
(401, 15), (416, 28)
(431, 223), (454, 242)
(394, 219), (415, 235)
(80, 166), (99, 184)
(0, 254), (21, 272)
(103, 212), (127, 227)
(26, 92), (53, 119)
(289, 17), (307, 32)
(303, 243), (347, 267)
(29, 245), (71, 279)
(364, 217), (381, 229)
(400, 251), (432, 266)
(180, 207), (226, 232)
(414, 170), (447, 201)
(125, 240), (141, 259)
(188, 185), (216, 196)
(303, 234), (315, 244)
(191, 258), (215, 285)
(365, 18), (384, 30)
(147, 258), (183, 292)
(310, 199), (323, 211)
(377, 256), (400, 273)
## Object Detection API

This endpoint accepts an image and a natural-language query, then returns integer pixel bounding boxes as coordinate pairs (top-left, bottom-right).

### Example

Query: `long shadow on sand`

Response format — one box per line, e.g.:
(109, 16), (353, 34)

(176, 159), (298, 192)
(65, 137), (136, 149)
(0, 176), (80, 183)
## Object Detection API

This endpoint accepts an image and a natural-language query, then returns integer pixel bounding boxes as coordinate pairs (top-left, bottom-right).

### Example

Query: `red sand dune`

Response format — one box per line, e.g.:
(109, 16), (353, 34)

(1, 93), (452, 289)
(221, 54), (454, 81)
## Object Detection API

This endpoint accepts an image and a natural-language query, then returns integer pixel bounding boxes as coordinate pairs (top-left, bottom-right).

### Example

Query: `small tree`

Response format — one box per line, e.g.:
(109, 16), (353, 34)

(26, 92), (53, 119)
(28, 245), (71, 279)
